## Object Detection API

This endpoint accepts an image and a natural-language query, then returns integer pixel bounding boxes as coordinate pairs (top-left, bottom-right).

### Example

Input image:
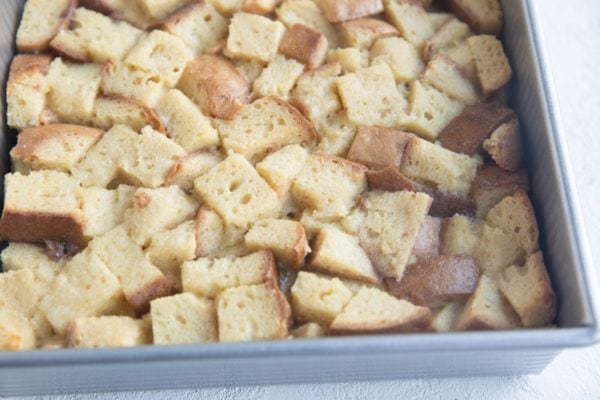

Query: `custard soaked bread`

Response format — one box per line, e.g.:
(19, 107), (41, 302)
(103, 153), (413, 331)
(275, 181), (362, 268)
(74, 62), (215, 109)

(0, 0), (555, 350)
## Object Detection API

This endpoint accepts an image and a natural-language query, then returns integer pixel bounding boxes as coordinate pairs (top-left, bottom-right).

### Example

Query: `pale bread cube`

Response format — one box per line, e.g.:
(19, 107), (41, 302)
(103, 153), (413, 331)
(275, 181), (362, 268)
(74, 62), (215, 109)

(432, 301), (464, 332)
(234, 59), (265, 84)
(423, 55), (479, 103)
(77, 185), (136, 239)
(339, 17), (398, 49)
(16, 0), (75, 52)
(89, 226), (173, 316)
(318, 0), (383, 23)
(446, 0), (503, 35)
(92, 95), (165, 133)
(442, 41), (478, 83)
(276, 0), (341, 48)
(0, 171), (84, 246)
(370, 36), (423, 83)
(159, 2), (228, 55)
(383, 0), (434, 48)
(182, 250), (277, 298)
(440, 214), (480, 257)
(337, 63), (407, 128)
(329, 287), (432, 334)
(326, 48), (368, 73)
(225, 12), (285, 63)
(156, 89), (220, 151)
(278, 24), (328, 69)
(252, 55), (305, 99)
(50, 8), (143, 63)
(245, 219), (309, 267)
(164, 151), (223, 191)
(290, 271), (353, 325)
(11, 124), (103, 173)
(358, 191), (432, 279)
(424, 18), (471, 61)
(194, 206), (248, 258)
(427, 12), (453, 30)
(314, 113), (358, 157)
(242, 0), (281, 14)
(101, 61), (165, 107)
(0, 307), (35, 351)
(308, 225), (379, 283)
(46, 58), (101, 124)
(468, 35), (512, 96)
(291, 62), (342, 122)
(216, 97), (317, 163)
(291, 322), (326, 339)
(66, 316), (151, 348)
(135, 0), (192, 19)
(212, 0), (243, 14)
(291, 154), (367, 219)
(1, 243), (64, 285)
(151, 293), (217, 344)
(256, 144), (309, 195)
(216, 283), (291, 342)
(6, 54), (51, 130)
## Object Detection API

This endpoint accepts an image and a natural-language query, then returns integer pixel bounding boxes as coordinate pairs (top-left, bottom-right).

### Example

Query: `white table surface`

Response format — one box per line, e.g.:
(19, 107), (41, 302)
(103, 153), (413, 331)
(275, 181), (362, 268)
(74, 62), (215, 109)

(14, 1), (600, 399)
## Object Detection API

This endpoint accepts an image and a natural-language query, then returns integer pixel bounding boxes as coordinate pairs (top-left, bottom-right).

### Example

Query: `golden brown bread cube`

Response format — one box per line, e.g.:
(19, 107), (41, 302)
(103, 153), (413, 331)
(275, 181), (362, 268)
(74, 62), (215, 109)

(338, 17), (398, 49)
(318, 0), (384, 23)
(468, 35), (512, 96)
(445, 0), (503, 35)
(483, 118), (523, 172)
(279, 24), (328, 69)
(470, 164), (529, 218)
(346, 126), (413, 170)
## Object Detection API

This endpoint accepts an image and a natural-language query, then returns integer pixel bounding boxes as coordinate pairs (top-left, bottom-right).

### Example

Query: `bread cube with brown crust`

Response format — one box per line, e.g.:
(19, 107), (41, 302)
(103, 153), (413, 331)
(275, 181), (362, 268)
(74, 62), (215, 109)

(498, 251), (556, 327)
(318, 0), (383, 23)
(225, 12), (285, 63)
(80, 0), (154, 29)
(468, 35), (512, 96)
(383, 0), (433, 48)
(346, 126), (413, 170)
(424, 18), (472, 61)
(445, 0), (503, 35)
(291, 62), (342, 122)
(455, 275), (520, 331)
(329, 287), (432, 334)
(164, 151), (223, 191)
(339, 18), (398, 49)
(279, 24), (328, 69)
(92, 95), (166, 133)
(16, 0), (75, 53)
(470, 164), (529, 218)
(0, 307), (35, 351)
(11, 124), (103, 174)
(370, 37), (424, 83)
(252, 55), (305, 100)
(66, 316), (151, 348)
(438, 101), (514, 155)
(276, 0), (341, 48)
(483, 118), (523, 172)
(246, 219), (309, 268)
(177, 55), (250, 120)
(387, 255), (479, 307)
(423, 55), (479, 104)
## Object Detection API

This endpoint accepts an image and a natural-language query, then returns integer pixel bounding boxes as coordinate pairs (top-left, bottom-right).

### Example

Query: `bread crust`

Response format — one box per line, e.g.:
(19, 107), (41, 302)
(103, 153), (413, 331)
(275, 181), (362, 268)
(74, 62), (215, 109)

(339, 17), (398, 48)
(483, 118), (523, 172)
(329, 306), (432, 334)
(94, 94), (167, 133)
(0, 210), (85, 247)
(17, 0), (76, 53)
(347, 126), (413, 170)
(279, 24), (328, 69)
(127, 275), (173, 317)
(319, 0), (384, 23)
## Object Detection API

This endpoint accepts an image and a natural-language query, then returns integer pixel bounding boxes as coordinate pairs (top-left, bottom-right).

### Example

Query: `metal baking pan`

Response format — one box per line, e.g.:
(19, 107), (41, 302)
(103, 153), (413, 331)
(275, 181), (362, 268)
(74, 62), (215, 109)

(0, 0), (599, 396)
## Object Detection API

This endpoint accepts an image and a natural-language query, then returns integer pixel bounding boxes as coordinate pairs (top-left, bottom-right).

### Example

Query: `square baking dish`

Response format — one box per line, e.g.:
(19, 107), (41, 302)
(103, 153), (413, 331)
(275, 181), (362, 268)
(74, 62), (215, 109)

(0, 0), (599, 396)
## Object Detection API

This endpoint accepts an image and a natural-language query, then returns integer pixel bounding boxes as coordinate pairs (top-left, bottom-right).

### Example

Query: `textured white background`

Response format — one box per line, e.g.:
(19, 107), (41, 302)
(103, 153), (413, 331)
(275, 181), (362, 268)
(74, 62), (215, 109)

(13, 0), (600, 398)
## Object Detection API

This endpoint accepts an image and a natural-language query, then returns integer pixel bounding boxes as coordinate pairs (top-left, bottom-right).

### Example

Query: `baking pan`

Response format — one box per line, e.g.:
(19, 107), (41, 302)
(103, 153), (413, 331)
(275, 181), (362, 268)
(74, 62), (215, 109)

(0, 0), (599, 396)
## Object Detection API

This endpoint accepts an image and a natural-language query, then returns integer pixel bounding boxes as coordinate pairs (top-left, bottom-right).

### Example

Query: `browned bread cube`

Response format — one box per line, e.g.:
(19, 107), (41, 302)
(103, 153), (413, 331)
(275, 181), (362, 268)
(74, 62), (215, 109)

(423, 18), (471, 61)
(16, 0), (75, 53)
(386, 255), (479, 307)
(483, 118), (523, 172)
(346, 126), (413, 170)
(276, 0), (341, 48)
(445, 0), (502, 35)
(338, 17), (398, 49)
(422, 54), (479, 104)
(279, 24), (328, 69)
(318, 0), (383, 23)
(470, 164), (529, 218)
(468, 35), (512, 96)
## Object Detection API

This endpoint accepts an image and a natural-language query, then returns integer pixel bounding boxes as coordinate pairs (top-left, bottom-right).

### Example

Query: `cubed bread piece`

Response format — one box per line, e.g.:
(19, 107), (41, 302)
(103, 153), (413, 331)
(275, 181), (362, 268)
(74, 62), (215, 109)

(468, 35), (512, 96)
(124, 30), (192, 88)
(428, 12), (453, 30)
(477, 190), (539, 275)
(470, 164), (529, 217)
(256, 144), (309, 195)
(291, 154), (367, 219)
(337, 63), (407, 128)
(291, 62), (342, 122)
(252, 54), (305, 99)
(80, 0), (153, 29)
(445, 0), (503, 35)
(432, 300), (464, 332)
(0, 171), (84, 246)
(245, 219), (309, 267)
(77, 185), (135, 239)
(346, 126), (413, 170)
(308, 225), (379, 283)
(151, 293), (217, 344)
(155, 89), (219, 151)
(16, 0), (75, 52)
(438, 101), (514, 155)
(216, 97), (317, 163)
(455, 275), (520, 330)
(410, 216), (442, 260)
(225, 12), (285, 63)
(6, 54), (51, 130)
(423, 55), (479, 103)
(11, 124), (103, 173)
(147, 221), (197, 291)
(216, 283), (291, 342)
(290, 271), (353, 325)
(159, 2), (228, 55)
(383, 0), (433, 48)
(358, 191), (432, 279)
(1, 242), (64, 285)
(314, 113), (358, 157)
(400, 80), (464, 141)
(279, 24), (328, 69)
(329, 287), (432, 334)
(164, 151), (222, 190)
(482, 118), (523, 172)
(0, 307), (35, 351)
(135, 0), (193, 19)
(242, 0), (281, 14)
(386, 255), (479, 307)
(276, 0), (341, 48)
(194, 206), (248, 258)
(66, 316), (151, 348)
(193, 154), (280, 227)
(401, 137), (480, 195)
(291, 322), (326, 338)
(318, 0), (383, 23)
(326, 48), (368, 73)
(424, 18), (472, 60)
(440, 214), (480, 257)
(101, 61), (165, 107)
(339, 17), (397, 49)
(442, 40), (478, 82)
(498, 251), (556, 327)
(182, 250), (277, 298)
(123, 186), (198, 246)
(89, 226), (173, 316)
(370, 37), (424, 83)
(92, 95), (165, 133)
(50, 8), (144, 63)
(40, 250), (126, 336)
(234, 59), (265, 84)
(177, 55), (250, 119)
